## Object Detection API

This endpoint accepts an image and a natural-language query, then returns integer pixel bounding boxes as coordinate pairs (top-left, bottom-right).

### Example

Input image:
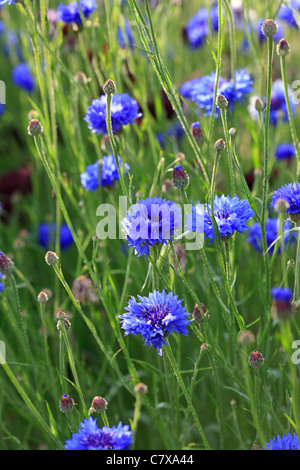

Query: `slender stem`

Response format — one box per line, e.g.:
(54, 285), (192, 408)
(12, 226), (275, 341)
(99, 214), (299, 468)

(293, 224), (300, 303)
(165, 341), (210, 450)
(105, 93), (128, 197)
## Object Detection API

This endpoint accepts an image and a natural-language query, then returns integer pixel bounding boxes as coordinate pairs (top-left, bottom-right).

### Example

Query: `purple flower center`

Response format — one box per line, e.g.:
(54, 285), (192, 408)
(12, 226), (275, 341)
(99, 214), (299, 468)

(142, 303), (171, 327)
(83, 431), (114, 449)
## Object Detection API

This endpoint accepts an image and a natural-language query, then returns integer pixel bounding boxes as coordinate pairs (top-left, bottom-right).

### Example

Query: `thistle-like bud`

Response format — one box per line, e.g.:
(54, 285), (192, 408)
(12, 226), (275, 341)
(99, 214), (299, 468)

(201, 343), (209, 352)
(59, 394), (75, 414)
(172, 165), (190, 189)
(274, 197), (290, 213)
(55, 309), (66, 320)
(57, 317), (71, 331)
(134, 383), (148, 396)
(249, 350), (264, 369)
(254, 98), (264, 112)
(27, 119), (44, 137)
(0, 252), (14, 275)
(237, 330), (255, 347)
(216, 94), (228, 109)
(91, 396), (108, 413)
(74, 71), (90, 84)
(214, 138), (226, 152)
(261, 19), (278, 38)
(103, 79), (116, 95)
(45, 251), (59, 266)
(192, 303), (209, 324)
(229, 127), (236, 137)
(276, 38), (290, 57)
(251, 444), (260, 450)
(191, 121), (205, 146)
(37, 290), (49, 304)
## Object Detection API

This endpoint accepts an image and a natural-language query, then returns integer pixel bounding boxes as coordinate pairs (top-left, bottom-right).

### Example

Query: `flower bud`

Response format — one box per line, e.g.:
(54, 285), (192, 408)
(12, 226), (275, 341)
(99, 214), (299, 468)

(103, 79), (116, 95)
(192, 303), (209, 324)
(229, 127), (236, 137)
(37, 290), (48, 304)
(91, 396), (108, 413)
(74, 71), (90, 84)
(59, 394), (75, 414)
(237, 330), (255, 347)
(45, 251), (59, 266)
(214, 138), (226, 152)
(254, 98), (264, 112)
(216, 94), (228, 109)
(276, 38), (290, 57)
(27, 119), (44, 137)
(261, 19), (278, 38)
(134, 383), (148, 396)
(274, 197), (290, 213)
(57, 317), (71, 331)
(172, 165), (190, 189)
(55, 309), (66, 320)
(201, 342), (209, 352)
(249, 350), (264, 369)
(191, 121), (205, 146)
(0, 253), (14, 275)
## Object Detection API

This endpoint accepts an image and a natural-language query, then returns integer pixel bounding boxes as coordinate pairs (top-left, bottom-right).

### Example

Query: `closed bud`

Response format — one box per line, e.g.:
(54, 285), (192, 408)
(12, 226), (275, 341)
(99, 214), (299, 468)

(192, 303), (209, 324)
(27, 119), (44, 137)
(271, 287), (293, 321)
(229, 127), (236, 137)
(249, 350), (264, 369)
(276, 38), (290, 57)
(45, 251), (59, 266)
(261, 19), (278, 37)
(251, 444), (260, 450)
(216, 94), (228, 109)
(172, 165), (190, 189)
(91, 396), (108, 413)
(59, 394), (75, 414)
(55, 309), (66, 320)
(214, 138), (226, 152)
(237, 330), (255, 347)
(0, 252), (14, 275)
(274, 197), (290, 213)
(201, 342), (209, 352)
(103, 79), (116, 95)
(134, 383), (148, 396)
(74, 71), (90, 84)
(37, 290), (48, 304)
(254, 98), (264, 112)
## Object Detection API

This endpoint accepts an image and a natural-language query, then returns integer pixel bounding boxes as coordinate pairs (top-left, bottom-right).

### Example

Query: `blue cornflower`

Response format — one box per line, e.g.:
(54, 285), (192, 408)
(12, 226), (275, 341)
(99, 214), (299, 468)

(0, 0), (15, 5)
(0, 21), (4, 35)
(247, 218), (296, 255)
(184, 8), (209, 49)
(84, 93), (142, 136)
(210, 2), (219, 32)
(65, 417), (132, 450)
(57, 0), (97, 24)
(12, 63), (35, 93)
(0, 273), (4, 293)
(271, 287), (293, 303)
(117, 18), (134, 49)
(80, 155), (130, 191)
(0, 104), (4, 116)
(187, 195), (254, 243)
(121, 196), (182, 258)
(275, 143), (295, 160)
(38, 223), (74, 251)
(271, 182), (300, 222)
(167, 122), (184, 141)
(262, 433), (299, 450)
(278, 0), (300, 28)
(180, 69), (253, 116)
(156, 132), (165, 149)
(120, 290), (190, 355)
